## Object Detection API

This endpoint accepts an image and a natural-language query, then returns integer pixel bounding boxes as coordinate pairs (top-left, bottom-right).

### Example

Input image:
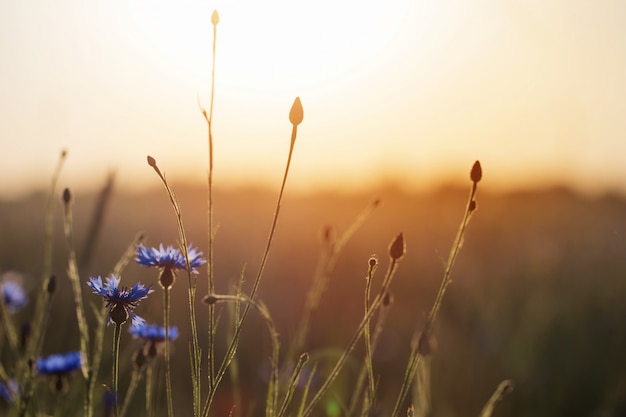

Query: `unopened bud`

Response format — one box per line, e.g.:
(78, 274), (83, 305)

(468, 200), (477, 212)
(289, 97), (304, 126)
(368, 256), (378, 268)
(47, 275), (57, 294)
(62, 188), (71, 204)
(159, 267), (175, 289)
(470, 160), (482, 183)
(133, 348), (147, 370)
(109, 303), (128, 325)
(203, 294), (218, 305)
(147, 155), (157, 167)
(382, 291), (394, 307)
(388, 233), (405, 261)
(211, 10), (220, 25)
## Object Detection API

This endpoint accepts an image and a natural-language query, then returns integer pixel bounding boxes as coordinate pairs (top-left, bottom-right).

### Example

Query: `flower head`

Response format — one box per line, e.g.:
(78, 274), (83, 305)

(0, 380), (18, 403)
(131, 323), (179, 342)
(88, 275), (153, 327)
(36, 351), (82, 375)
(136, 243), (206, 274)
(1, 272), (28, 313)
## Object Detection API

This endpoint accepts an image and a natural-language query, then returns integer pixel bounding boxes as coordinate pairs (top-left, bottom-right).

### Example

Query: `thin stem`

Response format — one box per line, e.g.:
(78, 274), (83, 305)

(147, 158), (202, 416)
(164, 287), (174, 417)
(203, 122), (300, 417)
(204, 11), (219, 396)
(390, 181), (479, 417)
(301, 257), (401, 417)
(119, 368), (143, 417)
(112, 323), (122, 416)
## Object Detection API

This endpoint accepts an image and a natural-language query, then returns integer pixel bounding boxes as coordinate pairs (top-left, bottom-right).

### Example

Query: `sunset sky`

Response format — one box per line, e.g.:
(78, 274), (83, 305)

(1, 0), (626, 198)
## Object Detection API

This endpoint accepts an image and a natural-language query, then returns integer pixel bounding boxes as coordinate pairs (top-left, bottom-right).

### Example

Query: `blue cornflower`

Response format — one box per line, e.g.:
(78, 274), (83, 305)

(87, 275), (153, 327)
(131, 323), (179, 341)
(136, 243), (206, 273)
(132, 323), (179, 358)
(1, 275), (28, 313)
(36, 351), (82, 375)
(136, 243), (206, 288)
(0, 379), (18, 403)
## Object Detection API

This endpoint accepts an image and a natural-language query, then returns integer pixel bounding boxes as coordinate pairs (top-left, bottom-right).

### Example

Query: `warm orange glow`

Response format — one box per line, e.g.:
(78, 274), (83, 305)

(1, 1), (626, 198)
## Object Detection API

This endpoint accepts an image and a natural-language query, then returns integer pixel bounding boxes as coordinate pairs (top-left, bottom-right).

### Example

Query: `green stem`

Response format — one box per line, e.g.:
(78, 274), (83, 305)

(164, 287), (174, 417)
(112, 323), (122, 416)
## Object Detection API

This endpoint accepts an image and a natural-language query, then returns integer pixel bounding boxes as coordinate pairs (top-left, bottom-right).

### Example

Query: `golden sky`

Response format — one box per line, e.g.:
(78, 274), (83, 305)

(1, 0), (626, 198)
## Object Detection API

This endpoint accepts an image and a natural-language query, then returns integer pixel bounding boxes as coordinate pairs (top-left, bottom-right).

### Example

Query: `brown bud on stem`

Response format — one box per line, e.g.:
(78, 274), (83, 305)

(147, 155), (157, 168)
(159, 268), (175, 289)
(470, 160), (482, 183)
(289, 97), (304, 126)
(46, 275), (57, 294)
(203, 294), (218, 305)
(62, 188), (71, 204)
(388, 232), (406, 261)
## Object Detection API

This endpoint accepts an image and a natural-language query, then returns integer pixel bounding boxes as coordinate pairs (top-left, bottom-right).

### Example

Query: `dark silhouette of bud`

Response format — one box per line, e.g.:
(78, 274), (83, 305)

(133, 348), (147, 370)
(368, 256), (378, 268)
(468, 200), (477, 212)
(289, 97), (304, 126)
(147, 155), (157, 167)
(322, 225), (336, 244)
(203, 294), (218, 305)
(211, 10), (220, 25)
(388, 233), (405, 260)
(61, 149), (67, 158)
(47, 275), (57, 294)
(159, 267), (175, 289)
(470, 160), (482, 183)
(382, 291), (394, 307)
(62, 188), (71, 204)
(109, 303), (128, 325)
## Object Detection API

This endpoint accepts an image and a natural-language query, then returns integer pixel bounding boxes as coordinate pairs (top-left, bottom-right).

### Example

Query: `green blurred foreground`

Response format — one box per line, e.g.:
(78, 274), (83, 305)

(1, 184), (625, 416)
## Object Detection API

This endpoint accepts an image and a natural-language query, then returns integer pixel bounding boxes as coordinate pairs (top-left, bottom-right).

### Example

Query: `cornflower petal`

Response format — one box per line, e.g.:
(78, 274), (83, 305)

(36, 351), (82, 375)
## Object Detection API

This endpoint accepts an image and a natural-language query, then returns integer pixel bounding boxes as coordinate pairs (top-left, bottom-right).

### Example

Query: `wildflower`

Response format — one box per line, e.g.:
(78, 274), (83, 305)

(36, 351), (82, 393)
(131, 323), (179, 341)
(136, 243), (206, 288)
(1, 272), (28, 313)
(131, 323), (179, 358)
(0, 380), (18, 403)
(87, 275), (153, 327)
(36, 351), (82, 375)
(136, 243), (206, 273)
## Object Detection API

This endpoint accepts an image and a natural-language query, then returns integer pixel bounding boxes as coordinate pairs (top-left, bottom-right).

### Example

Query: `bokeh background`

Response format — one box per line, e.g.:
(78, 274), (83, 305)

(2, 182), (626, 416)
(2, 0), (626, 416)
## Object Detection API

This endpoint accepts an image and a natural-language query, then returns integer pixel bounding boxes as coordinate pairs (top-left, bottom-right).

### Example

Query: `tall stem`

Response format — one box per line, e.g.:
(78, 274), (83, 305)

(112, 323), (122, 416)
(164, 287), (174, 417)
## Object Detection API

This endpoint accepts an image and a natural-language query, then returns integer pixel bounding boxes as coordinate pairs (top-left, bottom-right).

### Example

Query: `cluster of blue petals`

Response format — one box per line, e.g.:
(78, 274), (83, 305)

(87, 275), (153, 327)
(136, 243), (206, 274)
(131, 323), (179, 341)
(1, 281), (28, 313)
(0, 380), (18, 403)
(36, 351), (82, 375)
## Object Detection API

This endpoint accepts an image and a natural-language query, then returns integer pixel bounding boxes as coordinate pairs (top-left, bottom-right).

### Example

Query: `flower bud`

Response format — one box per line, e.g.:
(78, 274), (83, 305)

(368, 256), (378, 268)
(47, 275), (57, 294)
(388, 232), (405, 261)
(109, 303), (128, 325)
(147, 155), (157, 167)
(159, 267), (175, 289)
(470, 160), (482, 183)
(203, 294), (218, 305)
(289, 97), (304, 126)
(211, 10), (220, 25)
(468, 200), (477, 212)
(62, 188), (71, 204)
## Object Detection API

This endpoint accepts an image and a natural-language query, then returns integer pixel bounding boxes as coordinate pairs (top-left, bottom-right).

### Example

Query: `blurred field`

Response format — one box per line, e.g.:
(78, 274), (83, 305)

(2, 183), (626, 416)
